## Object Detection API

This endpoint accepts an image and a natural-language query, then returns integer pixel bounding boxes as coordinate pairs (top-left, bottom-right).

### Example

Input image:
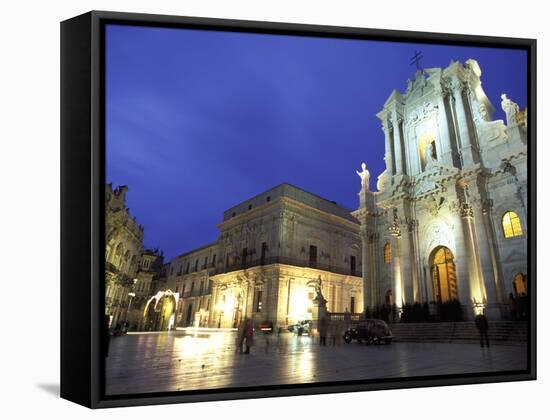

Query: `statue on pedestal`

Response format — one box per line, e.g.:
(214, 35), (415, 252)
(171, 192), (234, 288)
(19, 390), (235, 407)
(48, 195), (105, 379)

(356, 162), (370, 191)
(312, 275), (327, 306)
(501, 93), (519, 126)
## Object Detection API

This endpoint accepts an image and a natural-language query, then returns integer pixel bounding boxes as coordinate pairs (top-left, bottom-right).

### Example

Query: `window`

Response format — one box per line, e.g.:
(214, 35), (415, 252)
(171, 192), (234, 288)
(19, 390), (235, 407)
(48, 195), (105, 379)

(350, 296), (356, 314)
(211, 254), (216, 267)
(309, 245), (317, 267)
(194, 259), (199, 272)
(248, 204), (252, 210)
(203, 256), (208, 269)
(261, 242), (267, 265)
(255, 290), (263, 312)
(383, 242), (391, 263)
(266, 196), (271, 202)
(232, 212), (236, 217)
(242, 247), (248, 268)
(502, 211), (523, 238)
(185, 262), (190, 274)
(199, 280), (204, 294)
(350, 255), (356, 275)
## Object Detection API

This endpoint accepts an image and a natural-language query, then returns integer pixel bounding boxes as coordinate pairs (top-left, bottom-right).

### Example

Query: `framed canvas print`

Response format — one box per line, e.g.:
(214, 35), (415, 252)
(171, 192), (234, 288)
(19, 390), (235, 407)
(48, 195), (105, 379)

(60, 11), (536, 408)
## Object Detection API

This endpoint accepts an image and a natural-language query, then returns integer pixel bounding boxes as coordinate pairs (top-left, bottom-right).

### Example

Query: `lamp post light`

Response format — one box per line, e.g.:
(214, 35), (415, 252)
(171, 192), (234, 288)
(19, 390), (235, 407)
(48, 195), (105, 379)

(124, 278), (138, 331)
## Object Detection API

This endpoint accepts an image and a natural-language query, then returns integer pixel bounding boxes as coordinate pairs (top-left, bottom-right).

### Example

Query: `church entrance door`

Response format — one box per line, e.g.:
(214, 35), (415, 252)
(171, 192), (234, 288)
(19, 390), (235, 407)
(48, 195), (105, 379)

(430, 246), (459, 303)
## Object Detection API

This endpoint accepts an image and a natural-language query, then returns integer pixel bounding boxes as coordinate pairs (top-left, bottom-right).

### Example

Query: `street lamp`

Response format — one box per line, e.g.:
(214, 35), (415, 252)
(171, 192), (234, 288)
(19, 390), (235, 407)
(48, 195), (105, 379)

(124, 278), (138, 331)
(125, 292), (136, 329)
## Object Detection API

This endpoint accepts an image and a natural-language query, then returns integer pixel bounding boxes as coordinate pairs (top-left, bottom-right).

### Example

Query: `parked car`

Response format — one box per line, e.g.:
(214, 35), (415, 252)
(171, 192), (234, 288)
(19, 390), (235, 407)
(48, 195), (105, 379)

(288, 320), (312, 335)
(259, 321), (274, 333)
(343, 319), (392, 344)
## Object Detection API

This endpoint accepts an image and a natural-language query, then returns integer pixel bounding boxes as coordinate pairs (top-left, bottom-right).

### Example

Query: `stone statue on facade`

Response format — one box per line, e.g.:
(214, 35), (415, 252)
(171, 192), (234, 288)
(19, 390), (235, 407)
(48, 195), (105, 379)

(425, 143), (435, 169)
(501, 93), (519, 126)
(356, 162), (370, 191)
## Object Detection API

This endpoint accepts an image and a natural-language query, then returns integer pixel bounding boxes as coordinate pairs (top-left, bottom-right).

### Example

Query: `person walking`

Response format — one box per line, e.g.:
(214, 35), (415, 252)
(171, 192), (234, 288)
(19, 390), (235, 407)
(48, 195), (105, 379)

(474, 312), (490, 348)
(243, 317), (254, 354)
(507, 293), (518, 321)
(318, 315), (329, 346)
(103, 315), (111, 358)
(236, 318), (246, 353)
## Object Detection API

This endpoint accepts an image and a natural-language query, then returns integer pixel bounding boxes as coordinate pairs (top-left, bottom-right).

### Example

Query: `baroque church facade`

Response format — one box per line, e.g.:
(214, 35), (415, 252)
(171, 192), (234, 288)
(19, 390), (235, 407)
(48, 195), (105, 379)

(354, 59), (528, 320)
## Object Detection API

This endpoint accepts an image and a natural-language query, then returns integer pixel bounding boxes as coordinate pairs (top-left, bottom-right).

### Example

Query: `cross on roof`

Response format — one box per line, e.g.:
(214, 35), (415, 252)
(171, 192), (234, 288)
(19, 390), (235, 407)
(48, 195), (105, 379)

(410, 50), (424, 70)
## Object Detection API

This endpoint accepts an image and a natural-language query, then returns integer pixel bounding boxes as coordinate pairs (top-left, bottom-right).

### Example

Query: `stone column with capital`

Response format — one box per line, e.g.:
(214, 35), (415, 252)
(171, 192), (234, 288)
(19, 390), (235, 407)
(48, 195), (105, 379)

(391, 112), (405, 175)
(388, 218), (404, 311)
(474, 198), (506, 319)
(451, 79), (476, 167)
(382, 120), (395, 175)
(359, 226), (370, 313)
(459, 201), (487, 318)
(435, 83), (455, 166)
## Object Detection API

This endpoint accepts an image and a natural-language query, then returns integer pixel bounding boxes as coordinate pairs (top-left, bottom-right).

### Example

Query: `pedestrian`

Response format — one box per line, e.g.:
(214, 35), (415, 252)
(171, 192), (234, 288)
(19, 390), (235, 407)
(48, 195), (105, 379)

(236, 317), (246, 353)
(507, 293), (518, 321)
(318, 315), (329, 346)
(243, 317), (254, 354)
(103, 315), (111, 358)
(474, 312), (490, 348)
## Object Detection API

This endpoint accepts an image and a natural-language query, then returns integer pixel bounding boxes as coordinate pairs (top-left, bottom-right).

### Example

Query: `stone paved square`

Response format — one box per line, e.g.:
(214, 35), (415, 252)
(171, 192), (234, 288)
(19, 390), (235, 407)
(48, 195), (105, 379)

(105, 331), (528, 395)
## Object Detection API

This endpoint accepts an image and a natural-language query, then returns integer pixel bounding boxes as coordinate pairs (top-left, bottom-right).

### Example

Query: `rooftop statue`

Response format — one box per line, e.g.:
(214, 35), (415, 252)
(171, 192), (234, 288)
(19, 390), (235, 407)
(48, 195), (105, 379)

(356, 162), (370, 191)
(501, 93), (520, 126)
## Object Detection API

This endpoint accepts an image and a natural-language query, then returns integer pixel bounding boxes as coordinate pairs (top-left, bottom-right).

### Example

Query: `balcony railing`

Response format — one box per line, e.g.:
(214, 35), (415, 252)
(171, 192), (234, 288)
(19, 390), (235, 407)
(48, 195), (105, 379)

(214, 256), (360, 277)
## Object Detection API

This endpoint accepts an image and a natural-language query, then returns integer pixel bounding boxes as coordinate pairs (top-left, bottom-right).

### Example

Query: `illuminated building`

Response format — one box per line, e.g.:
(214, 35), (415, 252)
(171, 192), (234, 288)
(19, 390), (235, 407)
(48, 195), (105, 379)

(167, 183), (363, 328)
(354, 59), (528, 320)
(105, 184), (145, 327)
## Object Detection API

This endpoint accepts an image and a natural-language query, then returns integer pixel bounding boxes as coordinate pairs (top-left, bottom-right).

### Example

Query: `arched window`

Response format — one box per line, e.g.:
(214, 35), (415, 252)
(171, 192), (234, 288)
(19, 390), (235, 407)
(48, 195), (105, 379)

(502, 211), (523, 238)
(383, 242), (391, 263)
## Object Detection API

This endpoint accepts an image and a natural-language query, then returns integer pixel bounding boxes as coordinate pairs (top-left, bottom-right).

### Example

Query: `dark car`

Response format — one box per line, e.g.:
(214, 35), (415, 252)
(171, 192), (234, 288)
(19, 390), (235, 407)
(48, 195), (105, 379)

(343, 319), (392, 344)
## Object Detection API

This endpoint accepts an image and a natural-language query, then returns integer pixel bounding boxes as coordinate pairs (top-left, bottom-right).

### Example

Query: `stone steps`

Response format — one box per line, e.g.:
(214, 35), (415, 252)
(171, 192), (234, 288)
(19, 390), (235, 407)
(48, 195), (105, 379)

(389, 321), (527, 345)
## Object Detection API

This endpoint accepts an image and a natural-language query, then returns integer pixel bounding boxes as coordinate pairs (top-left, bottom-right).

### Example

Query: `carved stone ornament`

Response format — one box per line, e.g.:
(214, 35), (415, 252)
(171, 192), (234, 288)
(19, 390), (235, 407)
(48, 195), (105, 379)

(388, 222), (401, 237)
(460, 202), (475, 219)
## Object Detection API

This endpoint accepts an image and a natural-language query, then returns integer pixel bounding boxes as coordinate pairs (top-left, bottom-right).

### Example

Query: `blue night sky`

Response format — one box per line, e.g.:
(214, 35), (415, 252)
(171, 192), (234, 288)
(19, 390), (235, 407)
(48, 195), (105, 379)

(105, 24), (527, 260)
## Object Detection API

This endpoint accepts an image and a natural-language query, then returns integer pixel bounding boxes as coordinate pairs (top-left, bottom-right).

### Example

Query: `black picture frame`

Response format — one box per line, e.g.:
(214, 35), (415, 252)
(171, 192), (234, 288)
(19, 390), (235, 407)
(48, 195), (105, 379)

(60, 10), (536, 409)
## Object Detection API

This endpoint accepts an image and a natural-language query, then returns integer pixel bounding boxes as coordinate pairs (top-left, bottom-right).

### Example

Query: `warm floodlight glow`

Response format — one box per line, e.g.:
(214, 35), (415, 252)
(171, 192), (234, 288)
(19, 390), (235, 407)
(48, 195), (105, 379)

(289, 287), (312, 322)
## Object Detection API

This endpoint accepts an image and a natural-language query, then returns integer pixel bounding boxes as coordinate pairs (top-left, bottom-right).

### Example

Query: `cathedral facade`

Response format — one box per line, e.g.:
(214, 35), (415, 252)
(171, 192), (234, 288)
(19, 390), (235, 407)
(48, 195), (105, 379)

(354, 59), (528, 320)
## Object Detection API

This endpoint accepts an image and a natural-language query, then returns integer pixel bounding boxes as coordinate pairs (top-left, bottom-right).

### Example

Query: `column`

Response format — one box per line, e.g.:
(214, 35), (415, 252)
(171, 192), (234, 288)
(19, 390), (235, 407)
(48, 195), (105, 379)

(477, 200), (506, 319)
(407, 218), (421, 303)
(360, 226), (370, 313)
(436, 87), (453, 165)
(390, 228), (404, 309)
(391, 111), (404, 175)
(452, 80), (475, 167)
(400, 222), (414, 304)
(459, 203), (486, 318)
(382, 119), (395, 175)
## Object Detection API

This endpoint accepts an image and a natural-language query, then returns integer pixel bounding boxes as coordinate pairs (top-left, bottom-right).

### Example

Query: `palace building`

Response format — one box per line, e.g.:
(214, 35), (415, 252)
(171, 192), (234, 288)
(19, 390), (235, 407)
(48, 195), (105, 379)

(167, 183), (363, 329)
(354, 59), (528, 320)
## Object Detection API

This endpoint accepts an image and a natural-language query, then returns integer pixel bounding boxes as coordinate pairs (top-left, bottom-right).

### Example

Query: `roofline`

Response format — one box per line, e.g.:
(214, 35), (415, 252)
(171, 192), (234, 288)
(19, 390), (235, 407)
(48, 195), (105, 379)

(223, 182), (353, 214)
(171, 241), (218, 261)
